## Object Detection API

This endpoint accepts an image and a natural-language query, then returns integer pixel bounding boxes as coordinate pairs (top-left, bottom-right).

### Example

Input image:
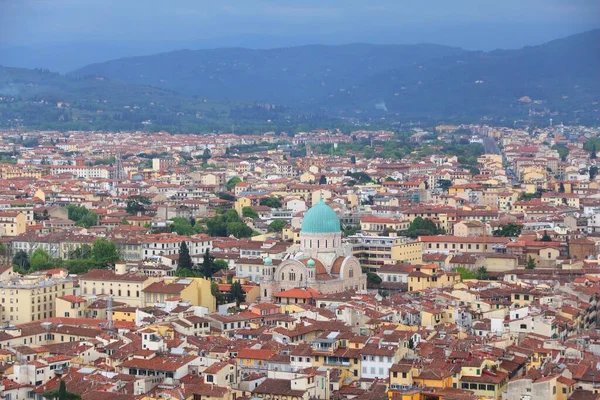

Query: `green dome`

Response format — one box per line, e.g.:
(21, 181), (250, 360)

(301, 199), (341, 234)
(264, 257), (272, 265)
(307, 259), (315, 268)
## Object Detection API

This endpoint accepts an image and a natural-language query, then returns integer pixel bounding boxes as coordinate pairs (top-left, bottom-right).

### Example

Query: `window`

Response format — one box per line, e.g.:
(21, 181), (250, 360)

(553, 386), (556, 395)
(487, 385), (495, 391)
(515, 294), (520, 299)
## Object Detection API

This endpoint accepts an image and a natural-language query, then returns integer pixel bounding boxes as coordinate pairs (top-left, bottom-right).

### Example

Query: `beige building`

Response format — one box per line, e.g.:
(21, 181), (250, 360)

(79, 268), (152, 307)
(0, 275), (75, 323)
(453, 220), (487, 237)
(0, 211), (26, 237)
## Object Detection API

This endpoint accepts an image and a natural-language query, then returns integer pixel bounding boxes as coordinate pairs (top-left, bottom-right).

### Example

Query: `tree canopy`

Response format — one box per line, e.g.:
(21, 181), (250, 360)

(402, 217), (443, 238)
(30, 248), (53, 271)
(205, 209), (253, 238)
(92, 238), (120, 266)
(260, 196), (282, 208)
(242, 207), (259, 219)
(228, 281), (246, 306)
(493, 223), (523, 237)
(126, 195), (151, 215)
(268, 219), (287, 233)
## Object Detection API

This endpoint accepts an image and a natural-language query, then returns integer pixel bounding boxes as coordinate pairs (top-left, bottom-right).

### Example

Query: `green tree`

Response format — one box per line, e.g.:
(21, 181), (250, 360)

(178, 241), (193, 270)
(12, 250), (30, 271)
(59, 380), (67, 400)
(476, 266), (490, 280)
(170, 217), (195, 235)
(42, 379), (82, 400)
(199, 249), (215, 278)
(242, 207), (259, 218)
(526, 256), (536, 269)
(591, 143), (597, 159)
(30, 248), (53, 271)
(201, 148), (211, 164)
(217, 192), (236, 201)
(260, 196), (282, 208)
(319, 175), (327, 185)
(268, 219), (287, 233)
(126, 195), (151, 215)
(366, 272), (382, 285)
(215, 259), (229, 273)
(403, 217), (442, 238)
(493, 223), (523, 237)
(540, 231), (552, 242)
(552, 144), (569, 161)
(558, 183), (565, 193)
(77, 211), (98, 228)
(228, 281), (246, 306)
(211, 281), (227, 306)
(408, 337), (414, 350)
(456, 267), (476, 280)
(226, 176), (242, 189)
(92, 238), (119, 266)
(350, 155), (356, 164)
(590, 166), (598, 180)
(438, 179), (452, 190)
(343, 225), (359, 237)
(226, 221), (253, 238)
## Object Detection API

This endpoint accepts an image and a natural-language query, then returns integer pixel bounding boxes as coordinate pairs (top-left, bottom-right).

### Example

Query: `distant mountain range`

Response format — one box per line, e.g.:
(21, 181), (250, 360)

(71, 29), (600, 123)
(1, 30), (598, 132)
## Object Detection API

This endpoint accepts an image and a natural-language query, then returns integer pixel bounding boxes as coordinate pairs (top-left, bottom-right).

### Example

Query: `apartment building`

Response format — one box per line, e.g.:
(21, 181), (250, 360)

(0, 275), (75, 323)
(0, 211), (26, 237)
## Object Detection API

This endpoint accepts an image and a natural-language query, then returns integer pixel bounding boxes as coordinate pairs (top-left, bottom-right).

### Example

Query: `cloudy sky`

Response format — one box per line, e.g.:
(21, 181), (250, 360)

(1, 0), (598, 50)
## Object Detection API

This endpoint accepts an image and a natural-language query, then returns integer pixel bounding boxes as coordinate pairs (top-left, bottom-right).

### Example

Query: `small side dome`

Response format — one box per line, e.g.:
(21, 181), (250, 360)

(264, 257), (272, 265)
(307, 259), (315, 268)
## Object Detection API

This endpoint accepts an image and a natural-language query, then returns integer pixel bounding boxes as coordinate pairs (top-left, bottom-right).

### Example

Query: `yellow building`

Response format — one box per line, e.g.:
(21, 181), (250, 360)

(79, 269), (152, 307)
(407, 264), (460, 292)
(0, 210), (26, 236)
(458, 361), (508, 400)
(0, 275), (74, 323)
(55, 295), (87, 318)
(143, 277), (216, 311)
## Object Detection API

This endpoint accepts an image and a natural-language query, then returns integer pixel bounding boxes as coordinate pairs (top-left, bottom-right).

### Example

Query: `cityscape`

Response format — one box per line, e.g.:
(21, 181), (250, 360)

(1, 2), (600, 400)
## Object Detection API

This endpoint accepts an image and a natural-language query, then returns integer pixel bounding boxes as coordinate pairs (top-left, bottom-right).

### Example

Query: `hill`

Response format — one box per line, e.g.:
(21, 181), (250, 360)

(72, 31), (600, 124)
(0, 66), (316, 133)
(330, 29), (600, 122)
(72, 44), (465, 105)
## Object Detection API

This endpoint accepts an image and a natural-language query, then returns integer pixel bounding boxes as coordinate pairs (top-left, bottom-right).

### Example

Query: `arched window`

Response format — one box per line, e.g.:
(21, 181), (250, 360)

(349, 268), (354, 278)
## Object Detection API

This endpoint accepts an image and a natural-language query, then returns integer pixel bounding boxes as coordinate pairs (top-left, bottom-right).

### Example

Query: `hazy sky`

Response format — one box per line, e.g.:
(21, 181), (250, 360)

(1, 0), (599, 49)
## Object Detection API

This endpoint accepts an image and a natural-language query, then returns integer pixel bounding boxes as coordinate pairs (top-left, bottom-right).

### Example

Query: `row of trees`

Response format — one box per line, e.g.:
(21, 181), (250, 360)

(12, 238), (120, 274)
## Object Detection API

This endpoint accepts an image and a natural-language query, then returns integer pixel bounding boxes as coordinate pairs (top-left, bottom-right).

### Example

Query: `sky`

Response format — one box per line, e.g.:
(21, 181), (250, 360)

(0, 0), (599, 71)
